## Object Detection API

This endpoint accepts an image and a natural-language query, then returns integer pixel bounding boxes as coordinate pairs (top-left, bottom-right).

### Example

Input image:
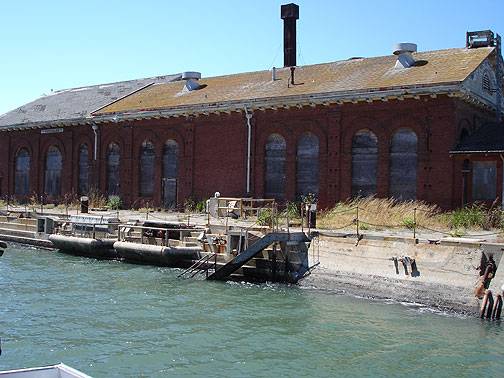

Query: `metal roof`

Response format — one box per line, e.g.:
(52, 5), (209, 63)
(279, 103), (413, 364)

(0, 74), (181, 129)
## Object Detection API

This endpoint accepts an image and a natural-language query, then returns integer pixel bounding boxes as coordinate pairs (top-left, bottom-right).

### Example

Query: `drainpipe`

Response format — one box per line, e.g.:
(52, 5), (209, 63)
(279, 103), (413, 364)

(91, 124), (98, 160)
(500, 154), (504, 209)
(244, 106), (253, 195)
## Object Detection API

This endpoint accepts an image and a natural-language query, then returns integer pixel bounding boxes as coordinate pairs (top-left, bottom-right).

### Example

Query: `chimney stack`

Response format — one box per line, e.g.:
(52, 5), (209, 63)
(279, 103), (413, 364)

(281, 3), (299, 67)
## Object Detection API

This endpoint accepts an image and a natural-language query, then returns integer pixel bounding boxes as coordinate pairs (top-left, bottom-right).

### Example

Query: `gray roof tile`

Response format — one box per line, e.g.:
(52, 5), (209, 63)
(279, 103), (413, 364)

(0, 74), (181, 129)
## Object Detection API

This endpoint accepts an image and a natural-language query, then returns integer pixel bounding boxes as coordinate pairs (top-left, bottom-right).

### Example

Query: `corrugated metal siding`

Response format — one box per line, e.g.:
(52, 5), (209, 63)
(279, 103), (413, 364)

(107, 143), (120, 196)
(139, 141), (155, 197)
(473, 161), (497, 200)
(296, 132), (319, 199)
(44, 146), (62, 197)
(78, 144), (89, 195)
(351, 130), (378, 197)
(162, 140), (178, 208)
(14, 148), (30, 196)
(389, 129), (418, 200)
(265, 133), (286, 200)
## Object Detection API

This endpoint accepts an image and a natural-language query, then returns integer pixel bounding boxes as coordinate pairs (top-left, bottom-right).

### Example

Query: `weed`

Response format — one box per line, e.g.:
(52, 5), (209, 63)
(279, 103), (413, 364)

(107, 195), (122, 210)
(402, 217), (416, 230)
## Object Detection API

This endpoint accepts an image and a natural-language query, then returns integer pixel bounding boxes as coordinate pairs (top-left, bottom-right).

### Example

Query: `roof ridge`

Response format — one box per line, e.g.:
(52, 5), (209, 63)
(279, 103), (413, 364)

(150, 47), (495, 83)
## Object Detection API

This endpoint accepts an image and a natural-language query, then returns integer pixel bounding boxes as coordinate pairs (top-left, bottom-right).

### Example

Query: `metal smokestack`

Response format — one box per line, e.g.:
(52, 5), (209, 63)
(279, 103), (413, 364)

(281, 3), (299, 67)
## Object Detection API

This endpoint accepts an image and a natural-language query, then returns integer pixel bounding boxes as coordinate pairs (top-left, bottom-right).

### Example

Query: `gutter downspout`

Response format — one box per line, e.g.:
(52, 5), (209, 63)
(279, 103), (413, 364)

(244, 106), (253, 195)
(91, 124), (98, 160)
(500, 154), (504, 209)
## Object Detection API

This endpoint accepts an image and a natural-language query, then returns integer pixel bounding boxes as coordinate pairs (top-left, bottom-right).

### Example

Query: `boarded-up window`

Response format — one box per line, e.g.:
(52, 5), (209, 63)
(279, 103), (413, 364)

(139, 140), (156, 197)
(14, 148), (30, 196)
(473, 161), (497, 200)
(107, 143), (120, 196)
(296, 132), (319, 198)
(44, 146), (62, 197)
(162, 140), (178, 208)
(265, 133), (286, 200)
(78, 144), (89, 195)
(351, 130), (378, 197)
(389, 129), (418, 200)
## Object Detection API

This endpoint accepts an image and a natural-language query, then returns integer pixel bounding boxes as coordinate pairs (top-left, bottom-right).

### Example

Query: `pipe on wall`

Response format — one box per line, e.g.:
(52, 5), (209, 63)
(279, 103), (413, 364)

(92, 124), (98, 161)
(244, 106), (253, 195)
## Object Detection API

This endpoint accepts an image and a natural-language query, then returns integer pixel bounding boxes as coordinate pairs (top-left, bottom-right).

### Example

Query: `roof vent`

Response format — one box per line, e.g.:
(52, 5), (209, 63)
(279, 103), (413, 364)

(466, 30), (495, 48)
(182, 71), (202, 80)
(182, 71), (202, 91)
(393, 43), (417, 69)
(185, 79), (201, 91)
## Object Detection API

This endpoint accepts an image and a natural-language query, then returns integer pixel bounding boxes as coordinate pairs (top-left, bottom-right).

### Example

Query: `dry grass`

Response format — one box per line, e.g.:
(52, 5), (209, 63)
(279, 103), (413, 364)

(318, 197), (445, 231)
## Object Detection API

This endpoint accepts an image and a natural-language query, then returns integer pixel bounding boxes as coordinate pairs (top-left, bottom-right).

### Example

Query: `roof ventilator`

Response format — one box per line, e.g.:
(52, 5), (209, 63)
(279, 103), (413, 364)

(182, 71), (202, 91)
(393, 43), (417, 69)
(466, 30), (497, 48)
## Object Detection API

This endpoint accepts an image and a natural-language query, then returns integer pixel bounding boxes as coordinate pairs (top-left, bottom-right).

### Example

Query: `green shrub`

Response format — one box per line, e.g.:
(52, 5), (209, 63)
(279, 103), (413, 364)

(195, 200), (206, 213)
(258, 208), (277, 227)
(282, 201), (300, 219)
(402, 217), (416, 230)
(107, 195), (122, 210)
(359, 222), (369, 231)
(449, 205), (486, 229)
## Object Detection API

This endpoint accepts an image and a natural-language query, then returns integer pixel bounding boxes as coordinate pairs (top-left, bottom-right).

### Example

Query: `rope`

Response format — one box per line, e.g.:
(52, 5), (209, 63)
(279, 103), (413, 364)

(324, 207), (357, 215)
(358, 220), (405, 229)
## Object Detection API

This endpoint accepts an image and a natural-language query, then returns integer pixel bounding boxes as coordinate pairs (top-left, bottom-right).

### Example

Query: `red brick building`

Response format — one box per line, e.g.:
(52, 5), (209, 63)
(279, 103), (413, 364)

(0, 12), (502, 210)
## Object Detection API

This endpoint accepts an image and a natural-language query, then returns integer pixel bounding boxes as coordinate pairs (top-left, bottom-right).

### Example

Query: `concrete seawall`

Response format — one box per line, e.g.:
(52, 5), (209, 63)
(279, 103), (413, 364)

(303, 232), (504, 315)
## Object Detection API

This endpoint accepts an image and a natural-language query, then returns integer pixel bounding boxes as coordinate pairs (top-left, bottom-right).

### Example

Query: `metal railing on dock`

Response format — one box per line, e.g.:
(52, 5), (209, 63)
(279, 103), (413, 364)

(178, 252), (218, 279)
(117, 224), (205, 246)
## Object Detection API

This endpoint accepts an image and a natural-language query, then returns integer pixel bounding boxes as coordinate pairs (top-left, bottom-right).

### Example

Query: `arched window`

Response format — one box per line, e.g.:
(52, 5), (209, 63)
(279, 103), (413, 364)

(44, 146), (62, 197)
(351, 130), (378, 197)
(107, 143), (120, 196)
(296, 132), (319, 199)
(14, 148), (30, 196)
(162, 140), (179, 208)
(264, 133), (286, 200)
(139, 140), (155, 197)
(78, 144), (89, 195)
(389, 129), (418, 200)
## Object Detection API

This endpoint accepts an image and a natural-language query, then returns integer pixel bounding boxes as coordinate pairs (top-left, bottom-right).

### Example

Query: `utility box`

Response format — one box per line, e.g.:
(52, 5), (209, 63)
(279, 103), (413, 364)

(37, 217), (55, 234)
(37, 218), (45, 233)
(305, 203), (317, 228)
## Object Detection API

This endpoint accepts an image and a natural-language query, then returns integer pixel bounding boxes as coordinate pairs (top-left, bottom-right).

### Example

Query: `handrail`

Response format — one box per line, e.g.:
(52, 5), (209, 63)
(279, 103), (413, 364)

(178, 252), (217, 278)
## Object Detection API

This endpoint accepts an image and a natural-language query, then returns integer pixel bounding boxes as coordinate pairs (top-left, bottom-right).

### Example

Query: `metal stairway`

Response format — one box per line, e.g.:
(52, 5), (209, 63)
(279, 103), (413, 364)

(206, 232), (310, 281)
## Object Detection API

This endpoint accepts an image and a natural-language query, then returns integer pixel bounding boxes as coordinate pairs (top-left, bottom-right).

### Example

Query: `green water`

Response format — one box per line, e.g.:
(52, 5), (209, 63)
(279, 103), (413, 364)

(0, 244), (503, 377)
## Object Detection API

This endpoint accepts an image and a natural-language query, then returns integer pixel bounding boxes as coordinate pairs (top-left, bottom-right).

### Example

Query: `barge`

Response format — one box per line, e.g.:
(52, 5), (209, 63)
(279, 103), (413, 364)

(46, 213), (314, 284)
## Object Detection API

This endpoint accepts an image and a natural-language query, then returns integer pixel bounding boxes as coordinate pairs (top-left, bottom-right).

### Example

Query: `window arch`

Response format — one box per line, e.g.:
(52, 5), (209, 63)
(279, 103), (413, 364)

(389, 129), (418, 200)
(107, 143), (120, 196)
(14, 148), (30, 196)
(296, 132), (319, 199)
(162, 140), (179, 208)
(351, 130), (378, 197)
(78, 144), (89, 195)
(44, 146), (62, 197)
(459, 128), (469, 143)
(139, 140), (156, 197)
(264, 133), (286, 200)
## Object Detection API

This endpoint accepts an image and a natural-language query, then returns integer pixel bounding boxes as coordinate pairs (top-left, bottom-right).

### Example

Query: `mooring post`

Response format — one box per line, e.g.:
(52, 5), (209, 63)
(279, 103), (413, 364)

(356, 207), (360, 237)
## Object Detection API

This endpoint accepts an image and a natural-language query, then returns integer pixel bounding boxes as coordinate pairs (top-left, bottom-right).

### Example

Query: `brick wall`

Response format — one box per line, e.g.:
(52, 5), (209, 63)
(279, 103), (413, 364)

(0, 95), (495, 210)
